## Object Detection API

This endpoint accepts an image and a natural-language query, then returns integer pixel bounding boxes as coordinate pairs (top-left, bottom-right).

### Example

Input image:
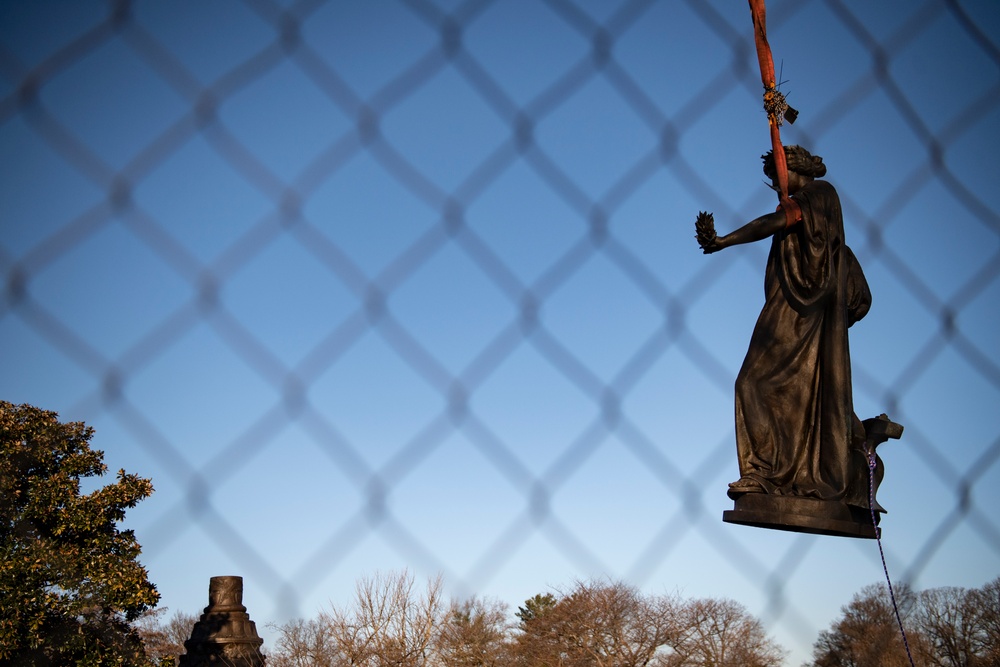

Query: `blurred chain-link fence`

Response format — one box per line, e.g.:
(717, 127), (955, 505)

(3, 0), (999, 658)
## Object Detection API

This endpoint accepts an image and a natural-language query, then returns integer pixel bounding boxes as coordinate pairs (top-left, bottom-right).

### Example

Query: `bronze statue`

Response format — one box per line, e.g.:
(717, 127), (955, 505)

(697, 146), (901, 538)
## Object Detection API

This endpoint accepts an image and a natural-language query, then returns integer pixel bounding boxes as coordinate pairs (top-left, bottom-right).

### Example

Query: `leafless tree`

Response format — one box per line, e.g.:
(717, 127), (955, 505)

(812, 579), (1000, 667)
(974, 576), (1000, 666)
(267, 614), (343, 667)
(435, 596), (512, 667)
(913, 586), (985, 667)
(135, 608), (198, 666)
(664, 597), (785, 667)
(327, 570), (444, 667)
(810, 583), (922, 667)
(511, 579), (686, 667)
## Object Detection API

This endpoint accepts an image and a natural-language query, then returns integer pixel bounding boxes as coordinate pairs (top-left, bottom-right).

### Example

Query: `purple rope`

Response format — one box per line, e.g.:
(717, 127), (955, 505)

(867, 450), (916, 667)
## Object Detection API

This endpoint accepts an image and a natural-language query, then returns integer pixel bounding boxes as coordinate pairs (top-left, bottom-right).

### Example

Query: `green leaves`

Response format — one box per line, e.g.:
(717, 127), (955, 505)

(0, 401), (159, 666)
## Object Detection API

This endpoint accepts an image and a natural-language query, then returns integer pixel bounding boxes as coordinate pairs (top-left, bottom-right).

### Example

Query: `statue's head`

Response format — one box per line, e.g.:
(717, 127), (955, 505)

(762, 145), (827, 180)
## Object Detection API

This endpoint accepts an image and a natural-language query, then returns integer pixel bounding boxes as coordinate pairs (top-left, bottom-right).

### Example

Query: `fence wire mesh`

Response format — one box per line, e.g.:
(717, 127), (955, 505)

(2, 0), (999, 661)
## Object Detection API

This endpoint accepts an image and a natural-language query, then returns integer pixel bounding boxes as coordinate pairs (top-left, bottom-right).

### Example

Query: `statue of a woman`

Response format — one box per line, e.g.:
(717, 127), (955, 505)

(698, 146), (871, 503)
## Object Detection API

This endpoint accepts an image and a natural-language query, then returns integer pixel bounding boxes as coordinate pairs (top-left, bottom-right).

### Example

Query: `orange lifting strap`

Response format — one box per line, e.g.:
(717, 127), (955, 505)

(748, 0), (801, 225)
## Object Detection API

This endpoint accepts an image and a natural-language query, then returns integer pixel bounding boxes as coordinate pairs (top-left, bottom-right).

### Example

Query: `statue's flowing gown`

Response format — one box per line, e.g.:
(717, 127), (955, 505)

(734, 179), (870, 500)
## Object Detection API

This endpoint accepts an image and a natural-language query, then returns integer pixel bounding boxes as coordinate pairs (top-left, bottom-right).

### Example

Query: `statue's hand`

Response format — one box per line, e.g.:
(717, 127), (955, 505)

(695, 211), (721, 254)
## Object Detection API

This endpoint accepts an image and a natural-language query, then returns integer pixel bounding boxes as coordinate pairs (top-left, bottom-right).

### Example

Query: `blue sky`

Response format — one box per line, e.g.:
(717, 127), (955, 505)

(2, 1), (999, 663)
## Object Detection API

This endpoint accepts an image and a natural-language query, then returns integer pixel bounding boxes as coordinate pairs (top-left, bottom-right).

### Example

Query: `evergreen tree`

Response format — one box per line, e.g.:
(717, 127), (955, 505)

(0, 401), (159, 666)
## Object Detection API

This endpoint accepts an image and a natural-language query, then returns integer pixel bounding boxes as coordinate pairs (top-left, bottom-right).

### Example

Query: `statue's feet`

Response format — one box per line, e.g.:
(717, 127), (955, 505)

(728, 477), (765, 500)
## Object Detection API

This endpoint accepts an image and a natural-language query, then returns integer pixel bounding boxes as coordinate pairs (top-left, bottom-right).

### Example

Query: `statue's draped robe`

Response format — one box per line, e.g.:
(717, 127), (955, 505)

(735, 179), (870, 500)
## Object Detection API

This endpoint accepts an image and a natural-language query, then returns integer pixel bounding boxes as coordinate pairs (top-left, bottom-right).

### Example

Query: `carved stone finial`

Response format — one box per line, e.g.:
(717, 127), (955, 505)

(179, 576), (265, 666)
(208, 575), (245, 612)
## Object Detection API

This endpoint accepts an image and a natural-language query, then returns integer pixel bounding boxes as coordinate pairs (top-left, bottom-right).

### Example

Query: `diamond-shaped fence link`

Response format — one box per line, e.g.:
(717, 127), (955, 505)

(3, 0), (999, 658)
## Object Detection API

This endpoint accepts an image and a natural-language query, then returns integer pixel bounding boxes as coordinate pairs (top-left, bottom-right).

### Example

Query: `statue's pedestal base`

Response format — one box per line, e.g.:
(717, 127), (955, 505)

(723, 493), (878, 539)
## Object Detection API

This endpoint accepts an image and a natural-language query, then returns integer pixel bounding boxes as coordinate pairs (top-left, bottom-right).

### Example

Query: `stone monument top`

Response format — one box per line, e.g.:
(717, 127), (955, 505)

(179, 575), (265, 666)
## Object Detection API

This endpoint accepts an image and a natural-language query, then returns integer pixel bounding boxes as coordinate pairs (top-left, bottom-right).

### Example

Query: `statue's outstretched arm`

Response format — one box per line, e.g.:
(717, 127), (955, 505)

(697, 209), (787, 254)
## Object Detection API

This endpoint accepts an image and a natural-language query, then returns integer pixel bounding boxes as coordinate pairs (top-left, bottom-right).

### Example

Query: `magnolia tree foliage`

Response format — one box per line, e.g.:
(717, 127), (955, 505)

(0, 401), (160, 666)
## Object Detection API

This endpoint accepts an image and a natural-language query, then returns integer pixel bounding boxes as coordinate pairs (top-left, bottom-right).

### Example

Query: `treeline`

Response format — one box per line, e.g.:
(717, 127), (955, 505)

(141, 571), (784, 666)
(812, 578), (1000, 667)
(141, 572), (1000, 667)
(262, 572), (785, 667)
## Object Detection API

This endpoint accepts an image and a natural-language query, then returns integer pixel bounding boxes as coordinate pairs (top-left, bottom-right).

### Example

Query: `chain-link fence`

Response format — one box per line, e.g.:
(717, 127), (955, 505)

(3, 0), (999, 662)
